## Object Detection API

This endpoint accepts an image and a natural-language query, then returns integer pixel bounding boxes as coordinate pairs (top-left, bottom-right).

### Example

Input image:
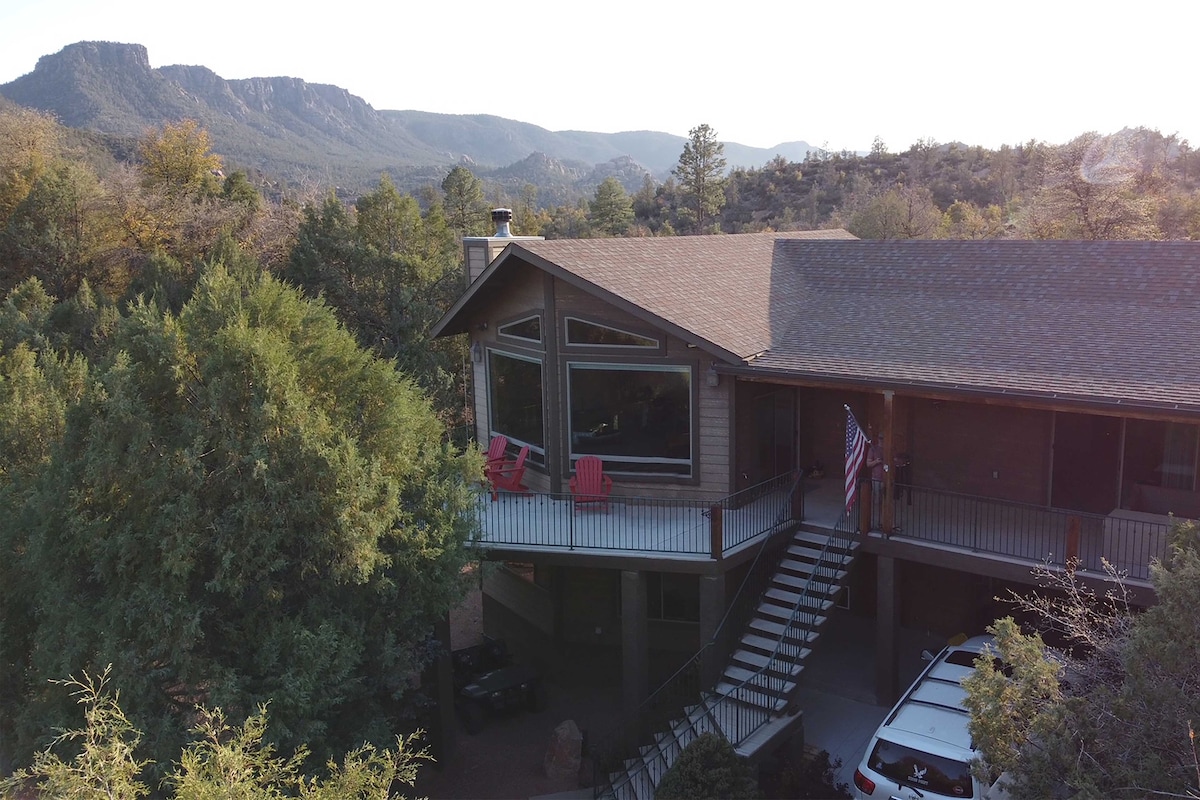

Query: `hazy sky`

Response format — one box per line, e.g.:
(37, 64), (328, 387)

(1, 0), (1194, 154)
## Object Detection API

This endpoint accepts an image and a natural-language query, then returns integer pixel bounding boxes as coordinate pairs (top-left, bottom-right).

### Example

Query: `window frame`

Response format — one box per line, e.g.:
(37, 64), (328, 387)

(564, 360), (694, 478)
(496, 312), (544, 347)
(562, 315), (664, 354)
(486, 346), (547, 468)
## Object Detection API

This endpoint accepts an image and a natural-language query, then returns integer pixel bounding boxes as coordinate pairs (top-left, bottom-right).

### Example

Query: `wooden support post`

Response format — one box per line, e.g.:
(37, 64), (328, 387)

(620, 570), (648, 730)
(791, 473), (805, 521)
(875, 556), (900, 705)
(1066, 516), (1081, 572)
(698, 573), (726, 688)
(710, 504), (724, 560)
(882, 390), (896, 535)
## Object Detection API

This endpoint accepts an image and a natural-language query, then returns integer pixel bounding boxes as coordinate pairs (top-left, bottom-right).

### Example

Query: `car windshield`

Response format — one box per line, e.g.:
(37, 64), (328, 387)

(867, 737), (974, 798)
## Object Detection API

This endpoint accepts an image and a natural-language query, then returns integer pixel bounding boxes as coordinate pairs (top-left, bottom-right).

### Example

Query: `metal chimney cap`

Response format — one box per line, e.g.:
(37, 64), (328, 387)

(491, 208), (513, 237)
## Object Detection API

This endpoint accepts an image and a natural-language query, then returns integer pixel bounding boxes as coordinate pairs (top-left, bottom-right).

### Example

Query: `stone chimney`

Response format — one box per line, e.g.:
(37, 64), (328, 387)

(462, 208), (543, 285)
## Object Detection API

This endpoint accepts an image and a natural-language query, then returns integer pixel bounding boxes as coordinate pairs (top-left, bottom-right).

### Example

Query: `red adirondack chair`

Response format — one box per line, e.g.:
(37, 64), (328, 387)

(570, 455), (613, 512)
(483, 435), (509, 486)
(484, 435), (509, 469)
(489, 445), (530, 501)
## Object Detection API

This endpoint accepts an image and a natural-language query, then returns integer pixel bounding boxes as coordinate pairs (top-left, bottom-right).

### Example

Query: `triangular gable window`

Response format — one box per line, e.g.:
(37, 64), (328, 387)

(565, 317), (658, 349)
(498, 315), (542, 343)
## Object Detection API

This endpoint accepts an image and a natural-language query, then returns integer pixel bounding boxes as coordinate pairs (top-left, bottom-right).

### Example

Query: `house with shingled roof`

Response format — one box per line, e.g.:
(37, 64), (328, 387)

(432, 219), (1200, 798)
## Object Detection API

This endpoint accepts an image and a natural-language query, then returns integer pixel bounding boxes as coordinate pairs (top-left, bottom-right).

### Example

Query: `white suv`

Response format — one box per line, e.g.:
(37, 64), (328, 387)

(852, 636), (1009, 800)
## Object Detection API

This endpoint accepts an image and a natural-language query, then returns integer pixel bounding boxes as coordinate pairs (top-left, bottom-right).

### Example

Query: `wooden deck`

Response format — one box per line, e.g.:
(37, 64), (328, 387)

(472, 482), (795, 560)
(472, 476), (1172, 585)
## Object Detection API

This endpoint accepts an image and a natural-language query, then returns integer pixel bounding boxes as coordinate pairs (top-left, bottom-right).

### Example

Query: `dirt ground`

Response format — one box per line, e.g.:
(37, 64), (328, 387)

(414, 573), (622, 800)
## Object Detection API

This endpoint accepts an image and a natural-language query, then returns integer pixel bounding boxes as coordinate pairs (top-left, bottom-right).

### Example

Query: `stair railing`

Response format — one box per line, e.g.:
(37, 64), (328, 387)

(697, 506), (859, 742)
(588, 470), (806, 798)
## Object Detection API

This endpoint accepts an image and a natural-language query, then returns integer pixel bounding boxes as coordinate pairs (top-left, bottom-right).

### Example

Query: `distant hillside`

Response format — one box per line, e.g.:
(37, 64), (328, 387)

(0, 41), (815, 198)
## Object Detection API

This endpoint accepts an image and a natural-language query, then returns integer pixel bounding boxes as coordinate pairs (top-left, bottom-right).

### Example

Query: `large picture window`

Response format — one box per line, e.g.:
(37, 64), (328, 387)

(567, 363), (691, 476)
(488, 350), (545, 466)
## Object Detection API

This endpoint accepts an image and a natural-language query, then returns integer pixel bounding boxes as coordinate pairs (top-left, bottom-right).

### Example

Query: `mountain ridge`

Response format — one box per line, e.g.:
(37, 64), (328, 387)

(0, 41), (815, 198)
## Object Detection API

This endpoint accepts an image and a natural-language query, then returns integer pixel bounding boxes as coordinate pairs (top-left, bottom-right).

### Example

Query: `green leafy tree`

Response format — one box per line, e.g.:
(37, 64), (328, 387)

(848, 185), (942, 239)
(655, 731), (759, 799)
(2, 263), (478, 770)
(137, 119), (222, 199)
(0, 106), (62, 229)
(588, 177), (634, 236)
(672, 124), (727, 234)
(541, 199), (592, 239)
(285, 182), (467, 432)
(1, 667), (430, 799)
(440, 165), (487, 236)
(939, 200), (1006, 239)
(963, 522), (1200, 799)
(1, 161), (119, 297)
(512, 183), (545, 236)
(1016, 131), (1158, 239)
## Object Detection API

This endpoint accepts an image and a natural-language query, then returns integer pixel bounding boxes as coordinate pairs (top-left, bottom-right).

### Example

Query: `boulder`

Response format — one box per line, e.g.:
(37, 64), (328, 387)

(544, 719), (583, 781)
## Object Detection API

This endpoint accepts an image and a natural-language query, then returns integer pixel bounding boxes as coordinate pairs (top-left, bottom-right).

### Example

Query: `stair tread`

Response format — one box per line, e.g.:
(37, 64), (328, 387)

(722, 664), (799, 693)
(792, 530), (860, 549)
(713, 681), (789, 712)
(774, 568), (845, 589)
(730, 645), (812, 671)
(756, 603), (829, 627)
(761, 588), (835, 611)
(740, 631), (804, 652)
(748, 617), (822, 641)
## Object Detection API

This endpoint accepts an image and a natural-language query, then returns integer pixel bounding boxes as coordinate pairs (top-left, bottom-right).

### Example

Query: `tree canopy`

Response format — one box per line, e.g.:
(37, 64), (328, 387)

(0, 263), (478, 770)
(1, 667), (430, 799)
(672, 124), (727, 234)
(963, 522), (1200, 799)
(655, 731), (759, 800)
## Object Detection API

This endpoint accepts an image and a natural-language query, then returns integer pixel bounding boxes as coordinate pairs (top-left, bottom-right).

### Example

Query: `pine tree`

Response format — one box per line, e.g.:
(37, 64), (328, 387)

(672, 124), (727, 234)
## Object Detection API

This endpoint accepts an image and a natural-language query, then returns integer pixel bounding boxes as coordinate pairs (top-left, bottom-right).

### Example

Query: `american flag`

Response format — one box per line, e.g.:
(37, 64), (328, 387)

(845, 407), (868, 513)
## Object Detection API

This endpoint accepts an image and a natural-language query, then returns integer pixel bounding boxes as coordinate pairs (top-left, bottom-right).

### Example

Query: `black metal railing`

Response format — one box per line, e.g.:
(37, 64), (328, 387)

(470, 491), (714, 554)
(588, 472), (807, 797)
(713, 472), (803, 552)
(472, 473), (802, 559)
(685, 505), (859, 756)
(891, 484), (1170, 582)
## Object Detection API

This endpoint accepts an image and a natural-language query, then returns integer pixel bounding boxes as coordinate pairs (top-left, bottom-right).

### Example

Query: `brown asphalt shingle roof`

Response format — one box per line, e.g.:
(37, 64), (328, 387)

(753, 240), (1200, 412)
(443, 235), (1200, 413)
(514, 230), (856, 359)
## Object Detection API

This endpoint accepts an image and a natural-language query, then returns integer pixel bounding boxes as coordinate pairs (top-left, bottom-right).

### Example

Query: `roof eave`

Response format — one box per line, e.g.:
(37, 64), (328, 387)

(719, 363), (1200, 419)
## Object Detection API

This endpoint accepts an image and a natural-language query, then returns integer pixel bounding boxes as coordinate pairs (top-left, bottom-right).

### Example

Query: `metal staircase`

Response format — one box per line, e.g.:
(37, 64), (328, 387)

(598, 515), (859, 799)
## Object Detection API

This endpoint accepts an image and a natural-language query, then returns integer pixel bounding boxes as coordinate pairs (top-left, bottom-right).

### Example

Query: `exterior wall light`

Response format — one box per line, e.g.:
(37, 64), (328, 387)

(706, 362), (720, 387)
(471, 342), (483, 363)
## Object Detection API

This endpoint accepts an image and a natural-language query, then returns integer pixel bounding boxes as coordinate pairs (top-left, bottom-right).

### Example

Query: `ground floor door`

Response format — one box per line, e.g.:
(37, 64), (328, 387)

(747, 389), (797, 486)
(1051, 412), (1121, 513)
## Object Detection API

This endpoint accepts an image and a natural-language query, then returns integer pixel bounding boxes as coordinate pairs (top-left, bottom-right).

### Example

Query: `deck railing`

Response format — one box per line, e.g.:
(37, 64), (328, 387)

(471, 472), (800, 559)
(712, 472), (803, 552)
(891, 484), (1171, 581)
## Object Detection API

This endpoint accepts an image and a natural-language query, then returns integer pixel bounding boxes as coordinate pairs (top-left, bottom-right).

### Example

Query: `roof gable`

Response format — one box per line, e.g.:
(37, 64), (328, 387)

(431, 229), (856, 359)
